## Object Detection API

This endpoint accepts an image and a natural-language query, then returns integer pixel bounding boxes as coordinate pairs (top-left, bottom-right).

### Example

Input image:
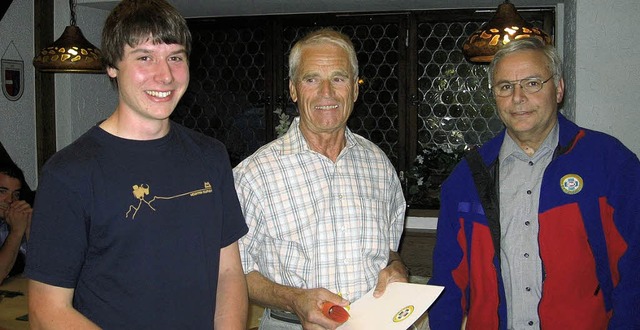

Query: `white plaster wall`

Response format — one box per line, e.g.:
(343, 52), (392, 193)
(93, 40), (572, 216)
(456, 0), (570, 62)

(54, 0), (116, 149)
(561, 0), (576, 122)
(574, 0), (640, 156)
(0, 0), (115, 189)
(0, 0), (37, 188)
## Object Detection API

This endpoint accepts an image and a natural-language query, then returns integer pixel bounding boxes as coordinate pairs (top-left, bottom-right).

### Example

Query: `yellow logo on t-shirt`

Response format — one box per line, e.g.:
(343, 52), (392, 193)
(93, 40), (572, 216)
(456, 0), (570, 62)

(125, 182), (213, 219)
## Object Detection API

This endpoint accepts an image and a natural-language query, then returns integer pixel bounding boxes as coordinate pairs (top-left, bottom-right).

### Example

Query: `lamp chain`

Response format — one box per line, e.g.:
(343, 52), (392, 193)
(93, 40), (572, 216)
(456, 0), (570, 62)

(69, 0), (77, 26)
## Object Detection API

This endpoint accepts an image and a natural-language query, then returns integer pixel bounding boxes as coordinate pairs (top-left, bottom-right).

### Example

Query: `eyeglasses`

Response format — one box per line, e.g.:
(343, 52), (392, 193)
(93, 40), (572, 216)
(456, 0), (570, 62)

(492, 75), (555, 97)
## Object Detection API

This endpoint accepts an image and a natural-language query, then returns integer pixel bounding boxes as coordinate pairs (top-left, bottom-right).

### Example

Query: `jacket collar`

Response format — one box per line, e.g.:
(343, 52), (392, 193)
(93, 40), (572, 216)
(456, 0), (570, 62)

(479, 113), (584, 166)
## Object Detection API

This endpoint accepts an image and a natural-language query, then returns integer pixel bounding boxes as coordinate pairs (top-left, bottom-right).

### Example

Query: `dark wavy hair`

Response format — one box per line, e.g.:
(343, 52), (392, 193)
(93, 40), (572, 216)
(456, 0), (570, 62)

(0, 161), (25, 184)
(101, 0), (192, 84)
(0, 161), (30, 203)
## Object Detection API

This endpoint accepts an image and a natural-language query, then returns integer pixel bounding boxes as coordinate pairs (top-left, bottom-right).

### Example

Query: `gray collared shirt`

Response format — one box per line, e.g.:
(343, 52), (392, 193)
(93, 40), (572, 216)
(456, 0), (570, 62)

(498, 123), (558, 329)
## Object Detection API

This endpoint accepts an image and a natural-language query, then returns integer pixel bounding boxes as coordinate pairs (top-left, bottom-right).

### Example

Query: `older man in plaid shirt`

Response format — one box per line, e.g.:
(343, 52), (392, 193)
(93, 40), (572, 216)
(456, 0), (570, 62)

(234, 28), (407, 330)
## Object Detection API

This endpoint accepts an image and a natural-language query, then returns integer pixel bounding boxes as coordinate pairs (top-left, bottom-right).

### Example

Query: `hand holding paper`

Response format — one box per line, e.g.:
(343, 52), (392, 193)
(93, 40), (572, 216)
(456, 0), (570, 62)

(336, 282), (444, 330)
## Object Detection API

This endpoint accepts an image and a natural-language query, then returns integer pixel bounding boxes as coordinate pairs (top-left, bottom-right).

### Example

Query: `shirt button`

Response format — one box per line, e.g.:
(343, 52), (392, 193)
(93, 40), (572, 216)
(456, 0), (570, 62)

(528, 321), (534, 326)
(524, 253), (529, 258)
(526, 190), (532, 195)
(525, 287), (531, 292)
(529, 161), (534, 166)
(525, 221), (530, 226)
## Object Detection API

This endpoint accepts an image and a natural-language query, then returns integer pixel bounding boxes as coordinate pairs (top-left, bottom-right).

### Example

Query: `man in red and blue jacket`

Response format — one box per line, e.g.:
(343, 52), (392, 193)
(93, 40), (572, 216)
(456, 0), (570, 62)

(428, 38), (639, 329)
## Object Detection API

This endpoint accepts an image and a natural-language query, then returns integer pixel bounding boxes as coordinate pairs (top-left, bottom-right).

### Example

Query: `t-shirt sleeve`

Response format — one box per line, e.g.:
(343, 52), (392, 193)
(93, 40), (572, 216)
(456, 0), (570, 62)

(25, 169), (89, 288)
(215, 145), (248, 248)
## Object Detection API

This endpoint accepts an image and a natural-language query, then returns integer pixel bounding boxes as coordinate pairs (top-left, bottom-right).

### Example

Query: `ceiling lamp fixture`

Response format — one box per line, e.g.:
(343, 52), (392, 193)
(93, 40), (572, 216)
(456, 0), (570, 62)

(462, 0), (552, 63)
(33, 0), (103, 73)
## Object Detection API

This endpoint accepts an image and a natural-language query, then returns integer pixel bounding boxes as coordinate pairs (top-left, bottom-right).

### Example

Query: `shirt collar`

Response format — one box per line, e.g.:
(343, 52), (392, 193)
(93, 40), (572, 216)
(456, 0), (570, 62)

(280, 117), (362, 157)
(499, 121), (559, 164)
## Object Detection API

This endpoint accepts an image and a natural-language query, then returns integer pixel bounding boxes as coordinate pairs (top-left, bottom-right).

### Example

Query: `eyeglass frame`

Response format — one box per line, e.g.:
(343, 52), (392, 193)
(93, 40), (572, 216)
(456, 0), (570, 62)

(491, 75), (556, 97)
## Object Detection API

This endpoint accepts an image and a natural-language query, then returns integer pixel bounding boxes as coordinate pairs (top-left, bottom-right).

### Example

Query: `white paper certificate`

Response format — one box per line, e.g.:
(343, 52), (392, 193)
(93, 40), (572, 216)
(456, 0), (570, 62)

(337, 282), (444, 330)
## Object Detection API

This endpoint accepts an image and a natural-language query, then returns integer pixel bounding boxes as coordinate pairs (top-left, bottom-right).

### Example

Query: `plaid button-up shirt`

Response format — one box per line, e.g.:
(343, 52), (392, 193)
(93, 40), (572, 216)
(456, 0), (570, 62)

(234, 118), (405, 302)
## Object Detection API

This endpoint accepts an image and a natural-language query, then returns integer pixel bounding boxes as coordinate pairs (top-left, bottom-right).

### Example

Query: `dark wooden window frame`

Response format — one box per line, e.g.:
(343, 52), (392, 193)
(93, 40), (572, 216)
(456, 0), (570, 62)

(177, 10), (554, 211)
(34, 8), (553, 213)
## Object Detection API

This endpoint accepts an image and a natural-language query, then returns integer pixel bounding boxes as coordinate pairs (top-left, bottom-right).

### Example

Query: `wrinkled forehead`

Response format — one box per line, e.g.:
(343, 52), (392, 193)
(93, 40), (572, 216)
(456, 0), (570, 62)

(494, 49), (551, 80)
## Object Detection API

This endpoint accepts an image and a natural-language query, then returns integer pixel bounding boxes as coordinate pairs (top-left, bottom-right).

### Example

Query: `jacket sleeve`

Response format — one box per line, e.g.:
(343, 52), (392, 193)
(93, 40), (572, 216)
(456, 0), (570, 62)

(428, 175), (467, 330)
(608, 154), (640, 329)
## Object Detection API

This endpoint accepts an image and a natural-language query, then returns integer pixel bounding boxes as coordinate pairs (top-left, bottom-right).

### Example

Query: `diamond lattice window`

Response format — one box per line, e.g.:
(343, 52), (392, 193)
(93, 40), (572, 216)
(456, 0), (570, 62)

(171, 10), (553, 209)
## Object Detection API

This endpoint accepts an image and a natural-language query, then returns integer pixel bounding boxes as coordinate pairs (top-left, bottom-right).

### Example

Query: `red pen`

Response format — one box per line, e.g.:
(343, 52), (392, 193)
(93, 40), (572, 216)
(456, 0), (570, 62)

(321, 302), (350, 323)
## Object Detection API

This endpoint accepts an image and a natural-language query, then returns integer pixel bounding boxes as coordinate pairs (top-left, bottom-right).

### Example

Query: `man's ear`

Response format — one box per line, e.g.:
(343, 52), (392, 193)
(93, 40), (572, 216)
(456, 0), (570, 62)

(556, 77), (565, 104)
(107, 66), (118, 79)
(289, 80), (297, 102)
(353, 77), (359, 100)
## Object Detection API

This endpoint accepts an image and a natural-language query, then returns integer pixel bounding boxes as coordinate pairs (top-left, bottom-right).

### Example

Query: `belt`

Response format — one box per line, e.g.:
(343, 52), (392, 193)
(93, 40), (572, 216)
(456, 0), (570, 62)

(269, 309), (301, 324)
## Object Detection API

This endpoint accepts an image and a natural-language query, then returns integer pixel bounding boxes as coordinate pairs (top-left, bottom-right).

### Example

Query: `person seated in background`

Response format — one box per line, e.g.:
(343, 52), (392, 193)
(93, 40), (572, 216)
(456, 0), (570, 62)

(0, 161), (32, 283)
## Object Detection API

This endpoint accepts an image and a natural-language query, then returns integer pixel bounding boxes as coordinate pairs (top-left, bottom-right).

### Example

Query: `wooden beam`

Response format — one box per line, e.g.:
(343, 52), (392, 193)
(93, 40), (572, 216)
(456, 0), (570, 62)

(34, 0), (56, 173)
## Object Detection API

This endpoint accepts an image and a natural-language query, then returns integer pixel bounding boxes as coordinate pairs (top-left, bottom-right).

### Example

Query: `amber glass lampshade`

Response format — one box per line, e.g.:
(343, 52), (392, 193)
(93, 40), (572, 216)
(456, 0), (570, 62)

(32, 0), (103, 73)
(462, 0), (552, 63)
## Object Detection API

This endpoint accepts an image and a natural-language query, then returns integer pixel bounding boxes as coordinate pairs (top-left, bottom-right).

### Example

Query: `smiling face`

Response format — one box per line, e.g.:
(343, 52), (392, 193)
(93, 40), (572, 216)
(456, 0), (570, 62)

(289, 43), (359, 137)
(493, 49), (564, 145)
(107, 39), (189, 130)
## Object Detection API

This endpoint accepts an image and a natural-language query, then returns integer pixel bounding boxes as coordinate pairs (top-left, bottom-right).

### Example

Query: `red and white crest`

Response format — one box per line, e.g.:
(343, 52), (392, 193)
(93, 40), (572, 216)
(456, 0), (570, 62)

(2, 59), (23, 101)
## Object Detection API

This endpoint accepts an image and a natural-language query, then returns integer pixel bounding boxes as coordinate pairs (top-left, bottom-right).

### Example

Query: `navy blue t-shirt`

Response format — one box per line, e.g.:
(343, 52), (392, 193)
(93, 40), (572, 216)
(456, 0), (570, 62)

(26, 122), (248, 329)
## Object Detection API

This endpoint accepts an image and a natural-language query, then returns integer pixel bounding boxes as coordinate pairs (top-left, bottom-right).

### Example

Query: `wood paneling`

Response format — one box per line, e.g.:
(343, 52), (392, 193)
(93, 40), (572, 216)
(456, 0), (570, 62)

(399, 229), (436, 278)
(34, 0), (56, 172)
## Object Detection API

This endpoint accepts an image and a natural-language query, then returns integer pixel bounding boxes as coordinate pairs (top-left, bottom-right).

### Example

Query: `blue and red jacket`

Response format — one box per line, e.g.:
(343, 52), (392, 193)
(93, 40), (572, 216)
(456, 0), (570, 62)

(428, 114), (640, 329)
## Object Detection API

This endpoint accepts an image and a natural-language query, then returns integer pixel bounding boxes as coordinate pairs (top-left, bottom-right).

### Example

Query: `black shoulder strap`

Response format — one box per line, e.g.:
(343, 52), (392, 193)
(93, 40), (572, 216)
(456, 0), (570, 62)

(465, 149), (501, 264)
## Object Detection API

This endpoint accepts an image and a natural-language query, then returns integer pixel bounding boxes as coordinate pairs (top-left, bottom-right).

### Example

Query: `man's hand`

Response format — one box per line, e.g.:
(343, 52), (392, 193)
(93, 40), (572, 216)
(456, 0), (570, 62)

(246, 271), (350, 329)
(291, 287), (350, 330)
(0, 202), (8, 219)
(373, 257), (409, 298)
(0, 200), (32, 282)
(4, 200), (32, 239)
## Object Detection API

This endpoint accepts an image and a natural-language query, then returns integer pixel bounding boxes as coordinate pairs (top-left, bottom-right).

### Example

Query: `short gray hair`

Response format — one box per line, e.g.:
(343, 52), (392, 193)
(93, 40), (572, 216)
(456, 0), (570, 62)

(488, 38), (562, 87)
(288, 28), (358, 82)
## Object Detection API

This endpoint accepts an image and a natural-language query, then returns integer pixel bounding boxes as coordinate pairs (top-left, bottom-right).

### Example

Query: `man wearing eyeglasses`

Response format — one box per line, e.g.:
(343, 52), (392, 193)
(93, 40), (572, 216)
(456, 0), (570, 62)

(429, 38), (640, 329)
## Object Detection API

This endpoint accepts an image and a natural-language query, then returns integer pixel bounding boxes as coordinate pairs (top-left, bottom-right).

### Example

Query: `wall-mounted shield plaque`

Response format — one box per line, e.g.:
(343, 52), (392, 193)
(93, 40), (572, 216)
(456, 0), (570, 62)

(2, 59), (24, 101)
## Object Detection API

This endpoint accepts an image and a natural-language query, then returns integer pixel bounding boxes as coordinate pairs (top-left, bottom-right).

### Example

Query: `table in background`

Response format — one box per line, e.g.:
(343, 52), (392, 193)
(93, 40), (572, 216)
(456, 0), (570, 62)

(0, 275), (28, 330)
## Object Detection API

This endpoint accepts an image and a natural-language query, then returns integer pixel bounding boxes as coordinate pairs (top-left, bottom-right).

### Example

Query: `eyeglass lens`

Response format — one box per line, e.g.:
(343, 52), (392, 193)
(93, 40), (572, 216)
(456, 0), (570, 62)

(493, 76), (553, 97)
